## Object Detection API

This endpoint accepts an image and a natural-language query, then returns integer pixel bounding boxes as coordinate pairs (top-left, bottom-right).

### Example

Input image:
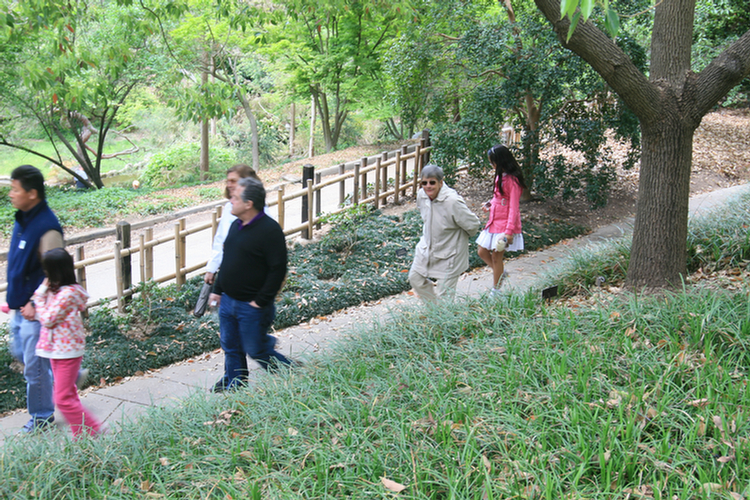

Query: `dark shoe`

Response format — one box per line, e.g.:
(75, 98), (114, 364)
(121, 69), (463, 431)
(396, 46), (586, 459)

(76, 368), (90, 390)
(211, 378), (231, 393)
(20, 416), (55, 434)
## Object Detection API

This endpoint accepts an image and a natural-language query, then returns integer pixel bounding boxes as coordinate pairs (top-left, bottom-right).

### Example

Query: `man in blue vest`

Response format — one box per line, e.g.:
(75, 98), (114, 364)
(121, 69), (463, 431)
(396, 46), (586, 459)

(7, 165), (64, 433)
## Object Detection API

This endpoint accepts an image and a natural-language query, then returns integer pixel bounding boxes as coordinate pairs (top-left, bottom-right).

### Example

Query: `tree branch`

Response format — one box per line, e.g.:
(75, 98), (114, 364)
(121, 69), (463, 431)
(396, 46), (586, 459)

(533, 0), (662, 124)
(688, 29), (750, 120)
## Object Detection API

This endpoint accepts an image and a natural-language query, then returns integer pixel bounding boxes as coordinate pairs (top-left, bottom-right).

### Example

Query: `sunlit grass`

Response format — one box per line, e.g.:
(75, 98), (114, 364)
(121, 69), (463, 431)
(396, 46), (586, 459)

(2, 284), (749, 498)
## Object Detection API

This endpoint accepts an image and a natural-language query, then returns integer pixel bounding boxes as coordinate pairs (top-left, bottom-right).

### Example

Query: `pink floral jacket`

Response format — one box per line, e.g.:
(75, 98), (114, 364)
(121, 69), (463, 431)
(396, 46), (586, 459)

(484, 173), (522, 235)
(34, 283), (89, 359)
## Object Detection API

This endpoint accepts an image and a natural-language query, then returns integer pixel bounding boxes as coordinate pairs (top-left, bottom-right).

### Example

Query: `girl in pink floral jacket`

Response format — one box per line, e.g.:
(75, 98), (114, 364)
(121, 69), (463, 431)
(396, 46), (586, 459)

(476, 145), (527, 292)
(34, 248), (103, 439)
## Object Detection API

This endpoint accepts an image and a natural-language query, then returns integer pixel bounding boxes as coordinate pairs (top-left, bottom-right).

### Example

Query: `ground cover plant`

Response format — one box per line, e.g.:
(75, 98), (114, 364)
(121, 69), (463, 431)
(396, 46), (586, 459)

(536, 190), (750, 298)
(1, 268), (748, 498)
(0, 205), (587, 415)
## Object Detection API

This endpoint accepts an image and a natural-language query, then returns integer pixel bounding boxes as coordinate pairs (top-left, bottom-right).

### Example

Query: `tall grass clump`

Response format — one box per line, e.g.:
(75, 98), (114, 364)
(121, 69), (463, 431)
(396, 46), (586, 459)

(687, 189), (750, 273)
(2, 284), (749, 498)
(538, 186), (750, 297)
(536, 235), (632, 297)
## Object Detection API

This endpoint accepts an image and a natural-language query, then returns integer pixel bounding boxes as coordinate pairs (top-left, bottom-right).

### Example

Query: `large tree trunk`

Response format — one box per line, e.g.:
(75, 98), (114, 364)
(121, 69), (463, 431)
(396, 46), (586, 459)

(627, 0), (695, 288)
(200, 65), (210, 181)
(629, 117), (694, 288)
(533, 0), (750, 289)
(237, 92), (260, 170)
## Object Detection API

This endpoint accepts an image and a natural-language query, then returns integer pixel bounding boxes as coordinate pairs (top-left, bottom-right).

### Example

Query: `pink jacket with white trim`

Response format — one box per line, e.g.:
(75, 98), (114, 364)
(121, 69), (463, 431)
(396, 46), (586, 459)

(484, 173), (522, 235)
(34, 283), (89, 359)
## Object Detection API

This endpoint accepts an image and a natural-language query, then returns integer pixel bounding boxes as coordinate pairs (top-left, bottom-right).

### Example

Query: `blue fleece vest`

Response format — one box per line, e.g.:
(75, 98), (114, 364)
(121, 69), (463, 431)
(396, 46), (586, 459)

(7, 201), (63, 309)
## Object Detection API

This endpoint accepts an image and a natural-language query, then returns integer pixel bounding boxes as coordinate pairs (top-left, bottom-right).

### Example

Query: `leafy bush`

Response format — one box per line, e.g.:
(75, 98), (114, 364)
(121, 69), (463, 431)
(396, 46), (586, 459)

(0, 205), (589, 414)
(140, 143), (237, 188)
(83, 279), (220, 386)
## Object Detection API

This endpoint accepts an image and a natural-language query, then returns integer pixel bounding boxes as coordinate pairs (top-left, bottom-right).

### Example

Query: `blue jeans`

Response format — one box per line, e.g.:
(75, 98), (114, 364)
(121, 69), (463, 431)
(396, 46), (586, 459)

(219, 294), (290, 388)
(10, 311), (55, 421)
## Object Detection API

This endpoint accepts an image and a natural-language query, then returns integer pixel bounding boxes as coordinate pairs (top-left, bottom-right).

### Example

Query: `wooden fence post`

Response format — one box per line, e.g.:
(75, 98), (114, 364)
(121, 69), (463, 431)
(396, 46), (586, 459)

(139, 234), (146, 284)
(180, 218), (187, 284)
(145, 228), (153, 281)
(360, 156), (368, 201)
(75, 246), (88, 317)
(301, 164), (314, 239)
(413, 142), (422, 197)
(116, 221), (131, 307)
(381, 152), (389, 205)
(174, 221), (183, 289)
(277, 185), (285, 230)
(338, 163), (346, 206)
(394, 150), (401, 205)
(306, 179), (314, 239)
(353, 161), (360, 206)
(315, 171), (322, 229)
(113, 240), (124, 312)
(75, 246), (87, 293)
(400, 145), (408, 197)
(374, 156), (381, 209)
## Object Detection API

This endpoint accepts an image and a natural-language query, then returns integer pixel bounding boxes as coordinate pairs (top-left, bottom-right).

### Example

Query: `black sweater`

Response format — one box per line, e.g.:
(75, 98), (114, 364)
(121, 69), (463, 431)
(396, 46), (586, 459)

(213, 213), (287, 308)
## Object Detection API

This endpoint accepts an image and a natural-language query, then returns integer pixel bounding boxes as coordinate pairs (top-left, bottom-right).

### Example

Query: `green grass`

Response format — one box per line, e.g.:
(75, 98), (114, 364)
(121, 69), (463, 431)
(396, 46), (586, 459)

(0, 138), (146, 178)
(2, 282), (749, 498)
(3, 193), (748, 498)
(0, 184), (222, 238)
(536, 189), (750, 297)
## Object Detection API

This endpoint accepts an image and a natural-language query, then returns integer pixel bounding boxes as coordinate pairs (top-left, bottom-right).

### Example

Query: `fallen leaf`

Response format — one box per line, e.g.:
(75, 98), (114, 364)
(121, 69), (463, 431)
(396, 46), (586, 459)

(158, 457), (170, 466)
(702, 483), (723, 493)
(381, 477), (407, 493)
(688, 398), (710, 407)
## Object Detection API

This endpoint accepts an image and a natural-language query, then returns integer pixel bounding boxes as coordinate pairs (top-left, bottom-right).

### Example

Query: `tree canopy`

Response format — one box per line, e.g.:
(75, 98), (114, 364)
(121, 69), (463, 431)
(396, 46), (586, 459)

(0, 0), (177, 187)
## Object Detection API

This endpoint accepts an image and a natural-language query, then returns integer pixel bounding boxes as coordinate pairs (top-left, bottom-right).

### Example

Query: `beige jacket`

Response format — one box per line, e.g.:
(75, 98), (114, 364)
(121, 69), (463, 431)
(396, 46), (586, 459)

(411, 184), (480, 279)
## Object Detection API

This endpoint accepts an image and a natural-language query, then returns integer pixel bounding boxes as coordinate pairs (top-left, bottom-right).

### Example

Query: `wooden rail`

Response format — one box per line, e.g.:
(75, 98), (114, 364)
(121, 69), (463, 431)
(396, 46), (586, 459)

(0, 134), (433, 312)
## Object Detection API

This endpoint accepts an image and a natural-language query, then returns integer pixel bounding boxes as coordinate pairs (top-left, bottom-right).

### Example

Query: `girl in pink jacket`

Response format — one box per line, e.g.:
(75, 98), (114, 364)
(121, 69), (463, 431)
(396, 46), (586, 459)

(34, 248), (103, 439)
(476, 145), (527, 292)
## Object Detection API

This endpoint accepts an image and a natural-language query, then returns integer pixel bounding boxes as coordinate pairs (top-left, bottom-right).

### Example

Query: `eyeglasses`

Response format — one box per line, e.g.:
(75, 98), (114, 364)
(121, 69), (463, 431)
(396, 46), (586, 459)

(421, 180), (438, 186)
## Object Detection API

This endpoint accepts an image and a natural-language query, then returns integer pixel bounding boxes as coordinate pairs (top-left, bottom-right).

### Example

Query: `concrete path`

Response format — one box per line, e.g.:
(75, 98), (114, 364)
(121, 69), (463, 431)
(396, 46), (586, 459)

(1, 183), (747, 445)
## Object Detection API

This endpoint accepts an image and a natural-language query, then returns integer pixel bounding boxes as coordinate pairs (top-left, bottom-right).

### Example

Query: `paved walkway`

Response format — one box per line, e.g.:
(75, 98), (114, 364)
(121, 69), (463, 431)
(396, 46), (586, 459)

(1, 184), (748, 444)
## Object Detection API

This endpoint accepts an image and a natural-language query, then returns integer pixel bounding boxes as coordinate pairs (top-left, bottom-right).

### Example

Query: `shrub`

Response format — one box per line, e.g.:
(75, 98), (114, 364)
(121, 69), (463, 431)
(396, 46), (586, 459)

(140, 143), (237, 188)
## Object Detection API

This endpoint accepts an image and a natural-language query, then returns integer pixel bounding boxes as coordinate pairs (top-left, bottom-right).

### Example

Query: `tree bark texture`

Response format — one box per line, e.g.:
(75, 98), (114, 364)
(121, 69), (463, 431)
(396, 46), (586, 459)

(533, 0), (750, 289)
(200, 65), (209, 182)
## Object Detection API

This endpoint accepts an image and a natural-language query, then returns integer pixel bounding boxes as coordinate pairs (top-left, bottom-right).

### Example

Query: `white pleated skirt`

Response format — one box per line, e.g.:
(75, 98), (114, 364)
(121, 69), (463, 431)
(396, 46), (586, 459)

(476, 229), (524, 252)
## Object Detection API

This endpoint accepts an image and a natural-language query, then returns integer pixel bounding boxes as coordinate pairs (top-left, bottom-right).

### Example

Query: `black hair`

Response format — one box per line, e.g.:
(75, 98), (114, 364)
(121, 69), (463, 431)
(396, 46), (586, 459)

(42, 248), (77, 293)
(487, 145), (527, 196)
(239, 177), (266, 211)
(11, 165), (46, 201)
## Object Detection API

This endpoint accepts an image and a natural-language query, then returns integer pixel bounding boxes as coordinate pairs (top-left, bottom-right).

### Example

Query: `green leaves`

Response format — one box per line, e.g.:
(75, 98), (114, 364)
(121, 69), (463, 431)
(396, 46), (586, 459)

(559, 0), (620, 41)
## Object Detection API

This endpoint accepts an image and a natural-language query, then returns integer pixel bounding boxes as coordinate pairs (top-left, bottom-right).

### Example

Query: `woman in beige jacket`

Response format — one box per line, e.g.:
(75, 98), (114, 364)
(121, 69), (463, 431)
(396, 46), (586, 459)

(409, 164), (480, 302)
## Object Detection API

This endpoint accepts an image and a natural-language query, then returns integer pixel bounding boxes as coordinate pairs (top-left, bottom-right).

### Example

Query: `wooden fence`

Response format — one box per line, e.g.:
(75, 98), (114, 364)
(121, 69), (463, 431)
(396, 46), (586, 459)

(1, 135), (432, 312)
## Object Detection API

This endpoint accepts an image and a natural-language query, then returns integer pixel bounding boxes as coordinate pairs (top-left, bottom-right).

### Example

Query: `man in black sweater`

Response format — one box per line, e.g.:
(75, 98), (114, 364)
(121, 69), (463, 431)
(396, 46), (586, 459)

(209, 177), (291, 391)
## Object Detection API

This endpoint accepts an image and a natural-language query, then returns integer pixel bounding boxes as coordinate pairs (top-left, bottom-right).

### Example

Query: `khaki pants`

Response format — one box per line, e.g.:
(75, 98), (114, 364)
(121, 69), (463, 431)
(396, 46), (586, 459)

(408, 269), (460, 302)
